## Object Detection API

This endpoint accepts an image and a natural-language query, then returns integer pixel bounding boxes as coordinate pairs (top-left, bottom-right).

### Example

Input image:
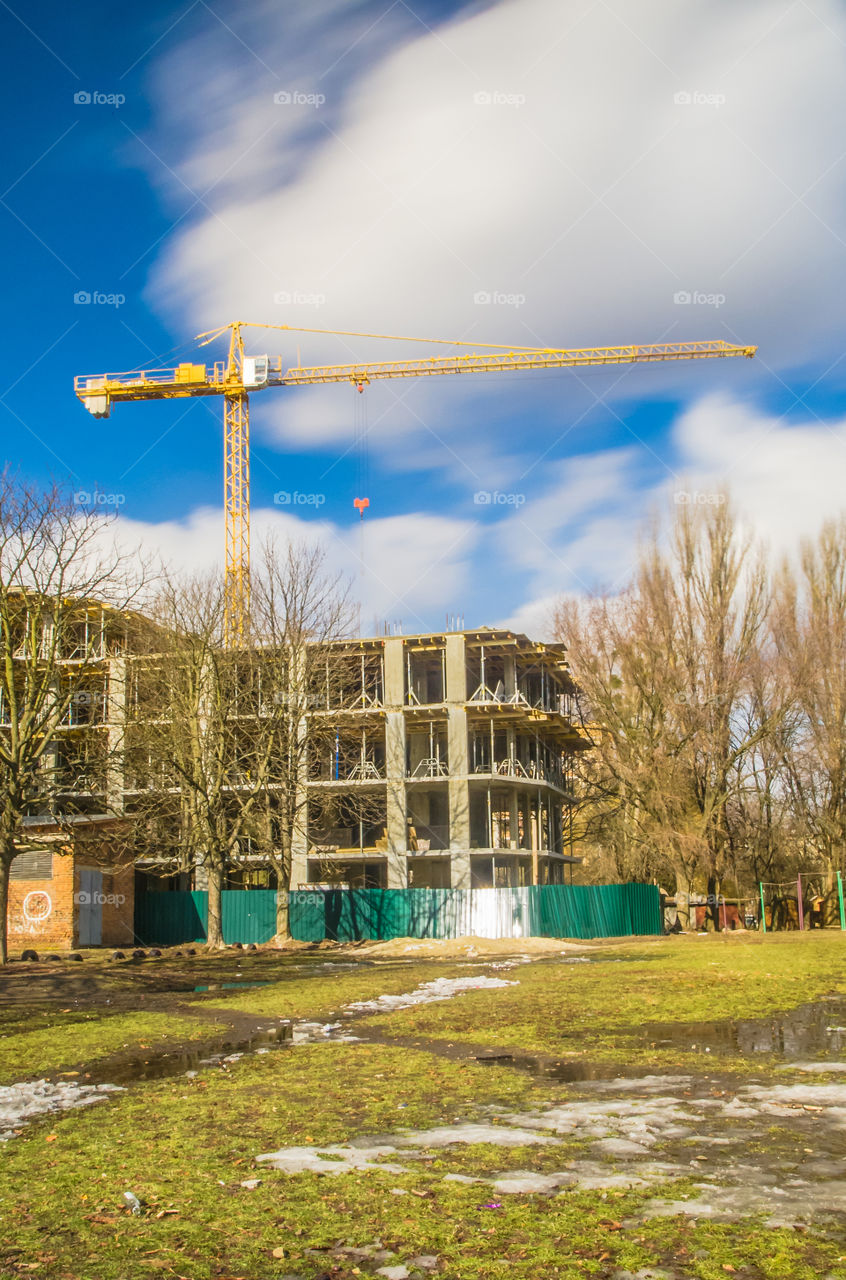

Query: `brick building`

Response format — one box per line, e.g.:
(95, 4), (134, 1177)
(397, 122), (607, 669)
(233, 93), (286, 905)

(8, 817), (134, 951)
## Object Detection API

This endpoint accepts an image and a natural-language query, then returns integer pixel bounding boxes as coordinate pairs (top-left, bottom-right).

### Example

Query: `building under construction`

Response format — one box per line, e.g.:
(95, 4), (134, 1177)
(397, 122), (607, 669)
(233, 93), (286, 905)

(293, 628), (587, 890)
(6, 603), (588, 942)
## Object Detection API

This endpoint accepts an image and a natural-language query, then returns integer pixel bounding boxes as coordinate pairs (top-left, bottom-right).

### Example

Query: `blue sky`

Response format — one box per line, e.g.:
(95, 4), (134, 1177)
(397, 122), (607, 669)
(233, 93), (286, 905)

(3, 0), (846, 636)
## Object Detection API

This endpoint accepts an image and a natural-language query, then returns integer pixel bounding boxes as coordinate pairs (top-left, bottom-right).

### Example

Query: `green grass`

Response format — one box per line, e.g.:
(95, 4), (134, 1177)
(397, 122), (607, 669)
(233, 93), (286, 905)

(355, 933), (846, 1071)
(1, 1040), (843, 1280)
(2, 935), (846, 1278)
(199, 957), (474, 1018)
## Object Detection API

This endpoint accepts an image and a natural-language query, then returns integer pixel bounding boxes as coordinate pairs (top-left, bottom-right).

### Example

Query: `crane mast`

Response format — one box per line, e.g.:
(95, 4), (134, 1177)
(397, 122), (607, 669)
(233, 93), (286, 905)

(75, 322), (756, 645)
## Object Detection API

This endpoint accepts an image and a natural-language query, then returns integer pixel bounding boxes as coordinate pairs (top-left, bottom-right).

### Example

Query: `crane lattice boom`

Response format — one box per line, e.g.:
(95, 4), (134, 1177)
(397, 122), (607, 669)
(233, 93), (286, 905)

(74, 322), (757, 645)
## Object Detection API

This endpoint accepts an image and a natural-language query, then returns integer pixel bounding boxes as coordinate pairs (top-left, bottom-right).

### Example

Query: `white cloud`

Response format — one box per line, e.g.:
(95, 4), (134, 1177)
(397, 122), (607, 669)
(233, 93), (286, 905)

(497, 393), (846, 623)
(672, 392), (846, 559)
(124, 0), (846, 639)
(143, 0), (846, 383)
(108, 394), (846, 636)
(113, 504), (479, 634)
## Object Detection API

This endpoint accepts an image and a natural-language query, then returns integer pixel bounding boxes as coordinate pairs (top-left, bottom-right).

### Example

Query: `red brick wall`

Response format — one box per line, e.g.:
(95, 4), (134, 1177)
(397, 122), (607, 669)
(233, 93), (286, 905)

(7, 852), (135, 953)
(98, 865), (135, 946)
(7, 852), (75, 951)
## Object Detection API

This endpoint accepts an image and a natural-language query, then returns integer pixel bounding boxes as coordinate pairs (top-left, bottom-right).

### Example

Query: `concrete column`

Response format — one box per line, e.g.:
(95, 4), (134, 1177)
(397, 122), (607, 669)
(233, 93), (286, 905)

(384, 637), (405, 706)
(444, 634), (471, 887)
(447, 705), (471, 888)
(385, 710), (407, 887)
(509, 787), (519, 850)
(504, 654), (517, 699)
(445, 634), (467, 702)
(106, 657), (126, 815)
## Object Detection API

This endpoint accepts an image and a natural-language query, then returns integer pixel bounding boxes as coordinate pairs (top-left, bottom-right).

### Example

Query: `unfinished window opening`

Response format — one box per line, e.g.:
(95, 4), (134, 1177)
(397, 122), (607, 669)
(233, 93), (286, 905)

(60, 611), (106, 662)
(308, 793), (387, 855)
(406, 648), (445, 705)
(407, 789), (449, 851)
(310, 727), (386, 781)
(53, 733), (108, 797)
(305, 858), (387, 889)
(62, 675), (108, 727)
(330, 651), (384, 710)
(406, 722), (448, 777)
(407, 856), (450, 888)
(466, 646), (507, 703)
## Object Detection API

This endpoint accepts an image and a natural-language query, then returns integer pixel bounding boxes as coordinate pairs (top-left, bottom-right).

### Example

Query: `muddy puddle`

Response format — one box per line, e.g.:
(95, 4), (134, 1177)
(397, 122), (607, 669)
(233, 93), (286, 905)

(475, 1052), (624, 1083)
(192, 980), (270, 993)
(472, 996), (846, 1084)
(79, 1021), (295, 1086)
(641, 995), (846, 1060)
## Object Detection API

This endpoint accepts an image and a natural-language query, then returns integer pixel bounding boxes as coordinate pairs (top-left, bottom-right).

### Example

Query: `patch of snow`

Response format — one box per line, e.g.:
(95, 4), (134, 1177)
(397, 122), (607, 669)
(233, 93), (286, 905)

(256, 1143), (409, 1175)
(783, 1061), (846, 1073)
(398, 1123), (558, 1149)
(344, 975), (517, 1015)
(491, 1171), (572, 1194)
(642, 1178), (846, 1226)
(0, 1079), (124, 1140)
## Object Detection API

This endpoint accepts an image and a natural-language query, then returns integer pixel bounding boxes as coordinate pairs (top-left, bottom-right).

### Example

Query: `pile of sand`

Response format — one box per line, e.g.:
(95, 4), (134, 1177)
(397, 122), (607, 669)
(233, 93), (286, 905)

(350, 935), (597, 959)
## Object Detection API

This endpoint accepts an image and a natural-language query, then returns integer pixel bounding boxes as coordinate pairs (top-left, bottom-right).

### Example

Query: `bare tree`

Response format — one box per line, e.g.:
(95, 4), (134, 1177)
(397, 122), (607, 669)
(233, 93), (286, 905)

(774, 517), (846, 887)
(129, 541), (356, 945)
(250, 538), (356, 939)
(0, 477), (146, 963)
(555, 497), (772, 927)
(129, 573), (278, 948)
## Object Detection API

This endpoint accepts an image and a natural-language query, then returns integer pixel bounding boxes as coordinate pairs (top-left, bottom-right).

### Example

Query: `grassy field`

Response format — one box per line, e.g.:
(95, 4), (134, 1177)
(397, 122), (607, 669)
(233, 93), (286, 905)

(351, 932), (846, 1072)
(0, 933), (844, 1280)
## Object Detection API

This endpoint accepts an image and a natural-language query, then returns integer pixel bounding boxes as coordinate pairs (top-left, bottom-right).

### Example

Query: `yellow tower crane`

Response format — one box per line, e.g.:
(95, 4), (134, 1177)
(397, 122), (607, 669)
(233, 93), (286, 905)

(74, 321), (756, 645)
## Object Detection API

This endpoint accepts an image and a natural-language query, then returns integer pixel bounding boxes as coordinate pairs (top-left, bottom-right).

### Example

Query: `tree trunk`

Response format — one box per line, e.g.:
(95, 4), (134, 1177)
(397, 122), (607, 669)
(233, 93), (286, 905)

(0, 853), (10, 965)
(705, 871), (720, 931)
(674, 871), (691, 930)
(206, 862), (224, 948)
(276, 887), (290, 941)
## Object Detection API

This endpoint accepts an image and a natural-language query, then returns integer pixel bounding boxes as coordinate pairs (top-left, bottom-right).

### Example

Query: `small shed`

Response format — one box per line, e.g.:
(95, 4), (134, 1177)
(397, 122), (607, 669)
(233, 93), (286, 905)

(7, 816), (135, 952)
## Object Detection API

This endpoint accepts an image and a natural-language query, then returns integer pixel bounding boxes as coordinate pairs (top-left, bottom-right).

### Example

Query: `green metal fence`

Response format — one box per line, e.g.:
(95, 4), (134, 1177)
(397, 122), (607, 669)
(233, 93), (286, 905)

(134, 883), (661, 946)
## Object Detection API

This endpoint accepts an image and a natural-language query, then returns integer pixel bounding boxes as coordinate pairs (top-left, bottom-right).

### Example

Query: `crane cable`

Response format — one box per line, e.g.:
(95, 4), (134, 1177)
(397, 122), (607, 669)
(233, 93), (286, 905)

(353, 383), (370, 582)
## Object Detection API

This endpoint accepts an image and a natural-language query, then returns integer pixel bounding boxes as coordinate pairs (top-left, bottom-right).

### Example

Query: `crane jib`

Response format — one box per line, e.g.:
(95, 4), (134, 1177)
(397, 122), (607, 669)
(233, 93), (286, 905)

(74, 339), (756, 410)
(72, 330), (755, 645)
